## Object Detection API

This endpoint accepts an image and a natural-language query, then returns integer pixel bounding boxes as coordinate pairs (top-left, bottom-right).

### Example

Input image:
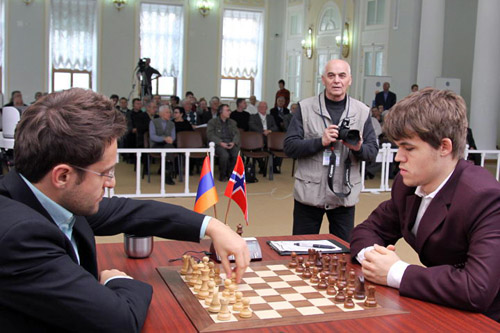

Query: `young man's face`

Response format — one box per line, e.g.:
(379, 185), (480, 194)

(133, 101), (142, 110)
(220, 106), (231, 120)
(394, 135), (444, 193)
(119, 99), (128, 109)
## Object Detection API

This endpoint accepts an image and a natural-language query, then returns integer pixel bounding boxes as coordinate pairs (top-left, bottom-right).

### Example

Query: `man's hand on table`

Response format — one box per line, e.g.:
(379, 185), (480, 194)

(361, 244), (399, 285)
(205, 218), (250, 283)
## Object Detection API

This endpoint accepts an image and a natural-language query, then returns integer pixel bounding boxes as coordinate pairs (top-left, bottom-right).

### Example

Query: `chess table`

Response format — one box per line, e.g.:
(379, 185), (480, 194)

(97, 234), (500, 332)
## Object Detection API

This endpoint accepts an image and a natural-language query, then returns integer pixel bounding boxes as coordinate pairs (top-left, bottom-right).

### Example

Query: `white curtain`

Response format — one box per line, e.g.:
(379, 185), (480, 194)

(221, 10), (264, 78)
(140, 3), (183, 78)
(50, 0), (96, 71)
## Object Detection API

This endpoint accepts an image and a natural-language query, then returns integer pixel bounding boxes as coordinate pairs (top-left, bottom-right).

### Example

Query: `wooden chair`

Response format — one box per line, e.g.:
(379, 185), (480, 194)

(176, 131), (206, 181)
(267, 131), (294, 180)
(240, 131), (272, 179)
(194, 127), (208, 147)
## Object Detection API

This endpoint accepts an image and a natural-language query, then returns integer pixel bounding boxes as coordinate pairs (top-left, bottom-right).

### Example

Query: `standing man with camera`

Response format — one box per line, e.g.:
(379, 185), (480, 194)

(284, 59), (378, 242)
(137, 58), (161, 99)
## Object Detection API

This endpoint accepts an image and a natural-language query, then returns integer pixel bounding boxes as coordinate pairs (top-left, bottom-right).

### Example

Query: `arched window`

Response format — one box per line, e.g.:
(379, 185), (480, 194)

(319, 7), (341, 32)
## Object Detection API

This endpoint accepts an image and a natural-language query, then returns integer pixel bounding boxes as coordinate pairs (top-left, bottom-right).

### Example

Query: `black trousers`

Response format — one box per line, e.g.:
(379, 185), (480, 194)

(292, 200), (355, 242)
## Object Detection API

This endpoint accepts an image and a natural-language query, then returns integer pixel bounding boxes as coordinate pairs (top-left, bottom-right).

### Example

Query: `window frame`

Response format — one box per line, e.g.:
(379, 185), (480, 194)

(52, 68), (92, 91)
(220, 76), (254, 99)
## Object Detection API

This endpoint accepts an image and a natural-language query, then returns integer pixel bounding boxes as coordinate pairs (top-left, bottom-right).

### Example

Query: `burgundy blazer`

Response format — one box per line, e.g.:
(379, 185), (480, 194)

(351, 159), (500, 321)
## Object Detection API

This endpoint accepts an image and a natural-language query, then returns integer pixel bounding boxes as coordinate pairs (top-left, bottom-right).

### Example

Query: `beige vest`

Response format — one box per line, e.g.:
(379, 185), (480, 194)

(294, 92), (370, 209)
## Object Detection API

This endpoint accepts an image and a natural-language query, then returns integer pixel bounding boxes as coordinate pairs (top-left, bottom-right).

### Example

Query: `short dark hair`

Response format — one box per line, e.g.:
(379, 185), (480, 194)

(132, 98), (141, 105)
(236, 98), (245, 108)
(185, 91), (194, 97)
(110, 94), (119, 100)
(411, 84), (419, 90)
(170, 95), (180, 104)
(218, 103), (229, 115)
(119, 97), (128, 101)
(278, 79), (285, 85)
(174, 106), (185, 115)
(10, 90), (21, 103)
(14, 88), (127, 182)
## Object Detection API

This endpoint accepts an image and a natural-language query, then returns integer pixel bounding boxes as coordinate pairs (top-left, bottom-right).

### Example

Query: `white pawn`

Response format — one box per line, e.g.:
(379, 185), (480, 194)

(222, 279), (232, 298)
(232, 291), (243, 312)
(208, 286), (221, 313)
(205, 281), (216, 306)
(228, 283), (237, 304)
(217, 298), (231, 321)
(238, 298), (252, 318)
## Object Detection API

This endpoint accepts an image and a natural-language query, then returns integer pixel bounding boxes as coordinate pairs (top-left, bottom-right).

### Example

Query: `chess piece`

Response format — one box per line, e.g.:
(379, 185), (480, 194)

(186, 256), (194, 280)
(326, 275), (337, 296)
(364, 285), (378, 307)
(231, 271), (237, 284)
(289, 252), (298, 268)
(232, 291), (243, 312)
(228, 283), (237, 304)
(202, 256), (210, 269)
(354, 276), (366, 300)
(315, 251), (323, 269)
(189, 260), (199, 287)
(205, 281), (216, 306)
(296, 257), (304, 273)
(208, 286), (221, 313)
(208, 261), (215, 281)
(238, 298), (252, 318)
(236, 224), (243, 237)
(197, 265), (210, 299)
(317, 272), (327, 289)
(217, 298), (231, 321)
(344, 290), (355, 309)
(347, 270), (356, 293)
(302, 262), (312, 279)
(307, 249), (314, 265)
(334, 285), (346, 303)
(310, 267), (319, 284)
(222, 279), (232, 298)
(322, 255), (330, 275)
(194, 263), (204, 292)
(214, 266), (222, 285)
(180, 255), (189, 275)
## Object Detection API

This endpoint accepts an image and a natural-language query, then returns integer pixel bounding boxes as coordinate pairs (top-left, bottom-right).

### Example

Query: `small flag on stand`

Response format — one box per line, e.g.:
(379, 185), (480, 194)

(194, 156), (219, 214)
(224, 155), (248, 224)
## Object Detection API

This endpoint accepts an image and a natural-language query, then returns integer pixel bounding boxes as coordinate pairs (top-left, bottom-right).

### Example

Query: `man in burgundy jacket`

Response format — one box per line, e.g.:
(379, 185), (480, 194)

(350, 88), (500, 322)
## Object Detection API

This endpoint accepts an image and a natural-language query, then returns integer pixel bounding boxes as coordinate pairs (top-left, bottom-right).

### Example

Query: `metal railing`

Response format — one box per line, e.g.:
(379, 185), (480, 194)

(106, 142), (215, 198)
(360, 144), (500, 193)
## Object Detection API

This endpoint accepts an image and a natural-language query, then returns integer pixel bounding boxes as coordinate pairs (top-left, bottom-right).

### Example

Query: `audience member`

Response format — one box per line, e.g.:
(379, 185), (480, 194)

(375, 82), (397, 111)
(198, 98), (209, 115)
(230, 98), (250, 131)
(153, 94), (162, 106)
(31, 91), (42, 104)
(110, 94), (119, 107)
(201, 96), (220, 124)
(275, 79), (290, 108)
(183, 99), (199, 126)
(173, 106), (193, 133)
(249, 101), (278, 174)
(411, 84), (419, 92)
(4, 90), (27, 108)
(149, 105), (176, 185)
(270, 96), (290, 132)
(246, 95), (258, 114)
(170, 95), (180, 108)
(207, 104), (239, 181)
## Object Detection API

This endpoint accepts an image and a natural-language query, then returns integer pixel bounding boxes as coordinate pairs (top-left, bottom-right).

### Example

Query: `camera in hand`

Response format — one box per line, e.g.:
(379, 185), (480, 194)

(338, 118), (360, 146)
(137, 58), (147, 72)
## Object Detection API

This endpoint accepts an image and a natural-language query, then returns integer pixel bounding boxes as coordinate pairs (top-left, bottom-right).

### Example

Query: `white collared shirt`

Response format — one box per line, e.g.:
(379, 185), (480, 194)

(357, 170), (454, 288)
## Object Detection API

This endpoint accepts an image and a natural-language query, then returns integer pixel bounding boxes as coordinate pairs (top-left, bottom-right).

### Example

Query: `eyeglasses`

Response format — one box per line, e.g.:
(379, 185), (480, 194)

(70, 165), (115, 180)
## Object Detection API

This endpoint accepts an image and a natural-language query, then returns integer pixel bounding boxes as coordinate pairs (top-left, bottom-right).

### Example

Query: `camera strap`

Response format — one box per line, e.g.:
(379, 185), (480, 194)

(319, 93), (353, 197)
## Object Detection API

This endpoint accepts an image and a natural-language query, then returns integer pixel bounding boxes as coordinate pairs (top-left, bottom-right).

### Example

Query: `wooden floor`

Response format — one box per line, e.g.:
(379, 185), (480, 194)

(96, 158), (425, 266)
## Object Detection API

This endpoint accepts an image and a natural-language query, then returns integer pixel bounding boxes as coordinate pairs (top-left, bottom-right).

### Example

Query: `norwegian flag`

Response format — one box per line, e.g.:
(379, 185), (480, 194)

(224, 155), (248, 224)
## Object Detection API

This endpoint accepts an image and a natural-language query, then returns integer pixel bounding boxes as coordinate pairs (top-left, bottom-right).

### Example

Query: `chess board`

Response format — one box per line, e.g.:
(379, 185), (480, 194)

(157, 261), (408, 332)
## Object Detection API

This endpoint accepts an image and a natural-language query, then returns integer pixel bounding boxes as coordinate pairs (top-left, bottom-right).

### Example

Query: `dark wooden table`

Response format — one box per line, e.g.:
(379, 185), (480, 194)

(97, 234), (500, 332)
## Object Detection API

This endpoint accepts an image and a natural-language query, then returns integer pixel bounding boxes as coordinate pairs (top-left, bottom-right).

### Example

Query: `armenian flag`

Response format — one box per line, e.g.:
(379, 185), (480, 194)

(194, 156), (218, 213)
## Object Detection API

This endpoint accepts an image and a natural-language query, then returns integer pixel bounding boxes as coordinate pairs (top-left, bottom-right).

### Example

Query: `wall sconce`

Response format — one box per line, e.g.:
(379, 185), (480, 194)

(335, 22), (350, 58)
(301, 26), (313, 59)
(113, 0), (126, 11)
(23, 0), (34, 5)
(197, 0), (213, 17)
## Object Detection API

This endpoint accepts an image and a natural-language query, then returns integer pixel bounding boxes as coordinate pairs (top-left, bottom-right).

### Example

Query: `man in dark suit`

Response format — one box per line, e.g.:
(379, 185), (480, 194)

(270, 96), (290, 132)
(375, 82), (396, 110)
(350, 88), (500, 322)
(0, 88), (250, 332)
(249, 101), (278, 174)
